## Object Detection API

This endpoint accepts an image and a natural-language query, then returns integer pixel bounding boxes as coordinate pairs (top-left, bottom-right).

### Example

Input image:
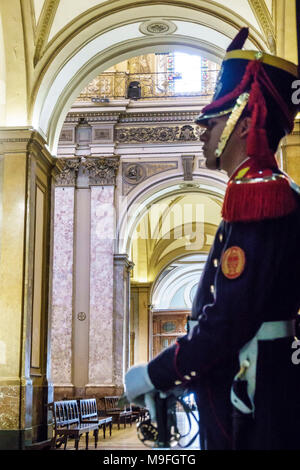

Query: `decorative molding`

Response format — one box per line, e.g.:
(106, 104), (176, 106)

(83, 156), (120, 185)
(123, 163), (146, 185)
(122, 161), (178, 195)
(181, 155), (195, 181)
(115, 124), (200, 144)
(65, 112), (121, 123)
(139, 19), (177, 36)
(59, 128), (75, 143)
(34, 0), (59, 65)
(198, 156), (208, 168)
(248, 0), (275, 53)
(119, 111), (199, 124)
(54, 158), (81, 186)
(64, 110), (200, 125)
(54, 156), (120, 186)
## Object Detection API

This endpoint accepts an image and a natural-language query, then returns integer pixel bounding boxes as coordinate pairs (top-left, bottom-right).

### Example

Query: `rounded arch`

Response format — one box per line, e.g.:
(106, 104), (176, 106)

(46, 38), (225, 153)
(117, 170), (227, 257)
(150, 253), (208, 309)
(30, 1), (270, 153)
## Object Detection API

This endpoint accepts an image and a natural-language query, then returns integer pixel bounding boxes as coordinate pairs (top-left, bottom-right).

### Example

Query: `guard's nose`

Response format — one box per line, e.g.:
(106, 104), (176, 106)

(200, 129), (208, 143)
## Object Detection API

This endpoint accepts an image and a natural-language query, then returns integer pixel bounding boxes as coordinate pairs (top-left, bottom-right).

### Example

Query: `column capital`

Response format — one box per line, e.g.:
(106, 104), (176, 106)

(53, 156), (120, 186)
(114, 253), (134, 271)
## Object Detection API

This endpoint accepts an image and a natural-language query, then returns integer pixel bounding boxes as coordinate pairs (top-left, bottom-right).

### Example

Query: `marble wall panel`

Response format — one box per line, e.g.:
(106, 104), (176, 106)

(0, 385), (20, 429)
(51, 187), (74, 385)
(89, 186), (115, 385)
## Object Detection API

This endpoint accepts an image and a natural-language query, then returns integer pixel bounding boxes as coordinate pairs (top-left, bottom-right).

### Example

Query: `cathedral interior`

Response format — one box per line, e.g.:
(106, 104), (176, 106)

(0, 0), (299, 450)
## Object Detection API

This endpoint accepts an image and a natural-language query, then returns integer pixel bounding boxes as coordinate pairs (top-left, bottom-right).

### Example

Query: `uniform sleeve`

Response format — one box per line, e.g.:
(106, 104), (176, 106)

(147, 214), (299, 391)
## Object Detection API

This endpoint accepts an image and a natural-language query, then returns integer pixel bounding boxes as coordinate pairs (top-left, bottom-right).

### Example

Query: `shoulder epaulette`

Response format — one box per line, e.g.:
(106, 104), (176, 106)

(222, 169), (298, 223)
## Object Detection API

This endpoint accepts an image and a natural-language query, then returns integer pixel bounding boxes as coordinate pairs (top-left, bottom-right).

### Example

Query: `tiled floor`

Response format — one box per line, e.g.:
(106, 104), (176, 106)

(59, 412), (200, 451)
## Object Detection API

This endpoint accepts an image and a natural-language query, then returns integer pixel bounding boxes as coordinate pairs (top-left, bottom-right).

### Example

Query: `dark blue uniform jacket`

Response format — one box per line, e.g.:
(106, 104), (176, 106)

(148, 172), (300, 450)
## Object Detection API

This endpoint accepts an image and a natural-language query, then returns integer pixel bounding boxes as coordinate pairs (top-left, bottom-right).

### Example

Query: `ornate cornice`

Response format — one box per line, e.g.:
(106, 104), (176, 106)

(64, 110), (200, 125)
(53, 156), (120, 186)
(248, 0), (275, 53)
(34, 0), (60, 66)
(115, 124), (201, 143)
(65, 112), (121, 123)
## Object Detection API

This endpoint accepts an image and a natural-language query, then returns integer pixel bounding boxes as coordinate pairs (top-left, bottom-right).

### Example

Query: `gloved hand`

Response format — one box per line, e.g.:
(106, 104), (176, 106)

(125, 363), (155, 402)
(125, 364), (156, 420)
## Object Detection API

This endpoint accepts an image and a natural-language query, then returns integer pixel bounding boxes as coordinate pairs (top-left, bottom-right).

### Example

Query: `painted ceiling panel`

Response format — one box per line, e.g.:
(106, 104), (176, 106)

(49, 0), (108, 41)
(33, 0), (46, 25)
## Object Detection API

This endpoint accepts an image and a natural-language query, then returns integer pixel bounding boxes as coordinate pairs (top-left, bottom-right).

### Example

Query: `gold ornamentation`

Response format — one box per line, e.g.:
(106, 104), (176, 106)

(248, 0), (275, 54)
(214, 92), (250, 159)
(255, 51), (264, 60)
(224, 51), (298, 78)
(221, 246), (246, 280)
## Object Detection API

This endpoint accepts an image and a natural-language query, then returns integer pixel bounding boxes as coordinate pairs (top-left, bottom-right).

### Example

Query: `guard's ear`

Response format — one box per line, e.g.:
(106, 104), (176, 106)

(238, 117), (252, 138)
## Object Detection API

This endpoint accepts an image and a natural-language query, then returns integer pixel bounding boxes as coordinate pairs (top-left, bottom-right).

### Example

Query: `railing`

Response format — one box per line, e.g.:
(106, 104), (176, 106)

(77, 70), (220, 101)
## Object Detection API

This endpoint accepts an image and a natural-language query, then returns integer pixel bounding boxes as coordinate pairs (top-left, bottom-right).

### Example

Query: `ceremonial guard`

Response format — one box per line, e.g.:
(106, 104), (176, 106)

(125, 29), (300, 450)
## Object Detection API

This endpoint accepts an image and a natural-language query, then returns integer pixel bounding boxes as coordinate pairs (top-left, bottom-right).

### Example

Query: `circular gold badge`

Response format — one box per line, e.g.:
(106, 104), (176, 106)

(221, 246), (246, 279)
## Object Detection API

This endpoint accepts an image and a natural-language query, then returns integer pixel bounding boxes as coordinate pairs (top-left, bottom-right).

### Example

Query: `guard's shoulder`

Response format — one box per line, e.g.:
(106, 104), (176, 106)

(222, 168), (298, 223)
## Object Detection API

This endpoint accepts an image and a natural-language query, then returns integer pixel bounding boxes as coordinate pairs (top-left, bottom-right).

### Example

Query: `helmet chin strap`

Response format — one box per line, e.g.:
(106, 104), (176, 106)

(214, 92), (250, 170)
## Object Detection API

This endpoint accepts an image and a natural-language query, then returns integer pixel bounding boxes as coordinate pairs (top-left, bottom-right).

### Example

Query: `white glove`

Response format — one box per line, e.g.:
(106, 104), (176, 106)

(145, 392), (157, 422)
(125, 364), (155, 404)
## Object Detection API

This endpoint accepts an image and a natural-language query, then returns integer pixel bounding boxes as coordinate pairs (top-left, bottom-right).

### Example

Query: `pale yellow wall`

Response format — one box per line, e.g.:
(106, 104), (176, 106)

(0, 1), (28, 126)
(275, 0), (298, 63)
(0, 154), (26, 378)
(138, 287), (149, 363)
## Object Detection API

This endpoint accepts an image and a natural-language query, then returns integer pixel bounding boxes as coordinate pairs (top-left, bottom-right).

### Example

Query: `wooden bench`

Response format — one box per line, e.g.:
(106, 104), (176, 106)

(131, 405), (148, 422)
(49, 400), (99, 450)
(104, 396), (133, 429)
(78, 398), (112, 439)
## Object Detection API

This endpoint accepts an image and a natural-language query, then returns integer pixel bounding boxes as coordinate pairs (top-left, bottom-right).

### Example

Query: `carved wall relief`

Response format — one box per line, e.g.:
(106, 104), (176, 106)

(122, 161), (178, 195)
(115, 125), (200, 143)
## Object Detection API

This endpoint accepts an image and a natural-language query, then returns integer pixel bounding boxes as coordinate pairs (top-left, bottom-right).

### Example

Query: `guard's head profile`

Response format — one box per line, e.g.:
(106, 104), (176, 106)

(196, 27), (300, 171)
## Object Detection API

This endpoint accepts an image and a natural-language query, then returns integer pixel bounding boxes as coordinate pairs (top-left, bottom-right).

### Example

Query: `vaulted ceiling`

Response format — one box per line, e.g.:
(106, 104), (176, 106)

(3, 0), (297, 155)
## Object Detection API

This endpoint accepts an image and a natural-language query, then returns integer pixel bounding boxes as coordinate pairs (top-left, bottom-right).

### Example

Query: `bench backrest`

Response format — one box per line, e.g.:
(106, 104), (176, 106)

(104, 396), (122, 412)
(53, 400), (80, 428)
(79, 398), (98, 420)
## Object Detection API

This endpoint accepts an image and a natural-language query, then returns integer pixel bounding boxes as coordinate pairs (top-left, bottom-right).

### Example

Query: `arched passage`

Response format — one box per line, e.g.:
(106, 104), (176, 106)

(29, 1), (268, 154)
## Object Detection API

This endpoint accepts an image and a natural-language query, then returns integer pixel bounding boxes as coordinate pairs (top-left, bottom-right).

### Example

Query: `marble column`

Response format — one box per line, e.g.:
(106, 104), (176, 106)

(84, 157), (120, 396)
(52, 157), (121, 399)
(113, 255), (134, 386)
(51, 159), (79, 398)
